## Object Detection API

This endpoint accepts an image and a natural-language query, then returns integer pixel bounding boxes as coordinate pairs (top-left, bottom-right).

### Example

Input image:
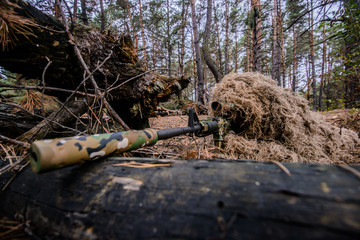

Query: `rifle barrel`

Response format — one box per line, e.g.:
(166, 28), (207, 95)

(157, 125), (202, 140)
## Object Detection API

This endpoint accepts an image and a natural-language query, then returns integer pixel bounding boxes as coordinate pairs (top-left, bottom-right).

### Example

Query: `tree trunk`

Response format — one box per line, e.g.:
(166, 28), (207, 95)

(213, 0), (223, 74)
(1, 158), (360, 239)
(271, 0), (281, 85)
(99, 0), (105, 31)
(247, 26), (252, 72)
(166, 0), (171, 76)
(138, 0), (148, 70)
(80, 0), (88, 25)
(234, 30), (238, 73)
(202, 0), (223, 83)
(151, 33), (156, 69)
(179, 1), (187, 76)
(125, 0), (138, 52)
(251, 0), (262, 73)
(190, 0), (205, 104)
(0, 0), (190, 131)
(318, 5), (326, 111)
(72, 0), (78, 23)
(292, 26), (297, 92)
(278, 0), (286, 88)
(309, 0), (316, 110)
(224, 0), (230, 75)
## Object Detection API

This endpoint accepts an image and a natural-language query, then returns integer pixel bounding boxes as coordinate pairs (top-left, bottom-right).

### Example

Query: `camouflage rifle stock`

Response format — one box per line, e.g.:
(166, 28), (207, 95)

(30, 108), (228, 173)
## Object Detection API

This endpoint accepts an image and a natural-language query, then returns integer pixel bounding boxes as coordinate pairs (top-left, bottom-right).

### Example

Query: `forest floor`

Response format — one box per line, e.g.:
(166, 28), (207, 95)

(321, 109), (360, 134)
(132, 114), (223, 160)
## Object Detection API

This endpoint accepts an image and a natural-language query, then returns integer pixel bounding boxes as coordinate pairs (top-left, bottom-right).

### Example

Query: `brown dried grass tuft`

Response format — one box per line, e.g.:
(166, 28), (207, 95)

(0, 0), (36, 51)
(18, 90), (59, 114)
(210, 72), (360, 164)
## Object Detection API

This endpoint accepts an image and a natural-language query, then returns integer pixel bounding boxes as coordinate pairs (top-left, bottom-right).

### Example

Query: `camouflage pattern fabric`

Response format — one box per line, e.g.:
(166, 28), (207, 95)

(30, 129), (158, 173)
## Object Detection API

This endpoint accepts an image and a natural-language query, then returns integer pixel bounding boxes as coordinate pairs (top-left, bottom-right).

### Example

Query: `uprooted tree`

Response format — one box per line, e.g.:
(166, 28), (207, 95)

(0, 0), (189, 141)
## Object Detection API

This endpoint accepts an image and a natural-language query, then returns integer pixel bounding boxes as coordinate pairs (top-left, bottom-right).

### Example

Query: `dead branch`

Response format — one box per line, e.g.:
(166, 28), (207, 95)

(0, 134), (29, 148)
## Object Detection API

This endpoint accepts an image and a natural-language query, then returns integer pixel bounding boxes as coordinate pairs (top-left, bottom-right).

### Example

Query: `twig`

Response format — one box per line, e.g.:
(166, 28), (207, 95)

(56, 0), (130, 130)
(0, 83), (96, 97)
(108, 68), (167, 92)
(338, 164), (360, 180)
(271, 160), (292, 176)
(53, 98), (87, 127)
(113, 161), (172, 168)
(32, 22), (66, 33)
(2, 161), (30, 191)
(0, 135), (30, 148)
(41, 56), (52, 116)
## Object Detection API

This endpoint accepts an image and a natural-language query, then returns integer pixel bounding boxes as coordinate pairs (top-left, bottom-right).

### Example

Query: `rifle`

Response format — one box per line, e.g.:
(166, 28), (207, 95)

(30, 108), (228, 173)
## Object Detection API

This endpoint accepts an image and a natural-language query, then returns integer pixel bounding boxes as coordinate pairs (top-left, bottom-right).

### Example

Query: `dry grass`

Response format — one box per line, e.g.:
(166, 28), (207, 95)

(210, 72), (360, 164)
(0, 0), (36, 51)
(17, 90), (59, 114)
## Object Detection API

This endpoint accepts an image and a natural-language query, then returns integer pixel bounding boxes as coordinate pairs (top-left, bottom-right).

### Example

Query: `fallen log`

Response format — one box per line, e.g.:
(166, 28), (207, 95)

(0, 102), (41, 137)
(0, 0), (190, 130)
(0, 158), (359, 239)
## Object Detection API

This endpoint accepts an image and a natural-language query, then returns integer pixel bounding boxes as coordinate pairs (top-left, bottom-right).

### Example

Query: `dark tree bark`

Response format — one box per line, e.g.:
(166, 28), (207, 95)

(0, 102), (42, 137)
(0, 0), (190, 131)
(1, 159), (360, 239)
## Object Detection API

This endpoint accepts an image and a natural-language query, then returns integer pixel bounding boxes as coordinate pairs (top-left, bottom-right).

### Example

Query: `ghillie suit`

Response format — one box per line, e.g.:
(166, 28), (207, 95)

(211, 72), (360, 164)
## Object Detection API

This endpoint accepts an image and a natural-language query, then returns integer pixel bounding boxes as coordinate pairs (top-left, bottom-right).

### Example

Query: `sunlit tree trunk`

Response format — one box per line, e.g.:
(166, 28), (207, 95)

(190, 0), (205, 104)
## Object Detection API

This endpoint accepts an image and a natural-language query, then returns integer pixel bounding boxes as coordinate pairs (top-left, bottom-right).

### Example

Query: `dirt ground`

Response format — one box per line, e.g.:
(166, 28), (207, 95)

(130, 115), (221, 159)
